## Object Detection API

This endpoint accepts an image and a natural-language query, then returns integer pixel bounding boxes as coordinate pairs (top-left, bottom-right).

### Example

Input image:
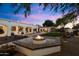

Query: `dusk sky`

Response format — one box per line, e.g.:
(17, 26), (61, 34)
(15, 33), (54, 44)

(0, 3), (65, 25)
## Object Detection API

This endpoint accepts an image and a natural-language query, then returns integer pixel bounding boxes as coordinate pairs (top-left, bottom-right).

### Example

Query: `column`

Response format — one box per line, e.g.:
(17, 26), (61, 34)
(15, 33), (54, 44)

(39, 28), (41, 32)
(23, 27), (26, 35)
(36, 28), (38, 33)
(7, 25), (11, 36)
(28, 28), (30, 33)
(31, 28), (33, 33)
(16, 26), (19, 35)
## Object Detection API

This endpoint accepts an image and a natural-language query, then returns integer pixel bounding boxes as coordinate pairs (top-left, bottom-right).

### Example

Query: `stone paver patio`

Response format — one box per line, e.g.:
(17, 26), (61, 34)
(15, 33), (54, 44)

(13, 36), (60, 50)
(13, 36), (79, 56)
(0, 32), (79, 56)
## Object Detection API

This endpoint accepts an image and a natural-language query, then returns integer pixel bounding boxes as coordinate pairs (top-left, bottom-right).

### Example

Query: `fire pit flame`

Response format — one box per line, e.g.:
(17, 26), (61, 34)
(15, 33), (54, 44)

(33, 35), (46, 44)
(35, 35), (44, 40)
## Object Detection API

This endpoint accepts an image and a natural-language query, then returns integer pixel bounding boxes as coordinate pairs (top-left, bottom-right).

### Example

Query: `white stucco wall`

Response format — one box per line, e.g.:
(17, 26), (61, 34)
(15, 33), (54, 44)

(0, 18), (51, 37)
(0, 19), (38, 37)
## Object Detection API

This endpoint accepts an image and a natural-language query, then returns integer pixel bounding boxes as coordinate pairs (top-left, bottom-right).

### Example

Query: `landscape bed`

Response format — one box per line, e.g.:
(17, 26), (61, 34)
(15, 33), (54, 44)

(41, 32), (62, 37)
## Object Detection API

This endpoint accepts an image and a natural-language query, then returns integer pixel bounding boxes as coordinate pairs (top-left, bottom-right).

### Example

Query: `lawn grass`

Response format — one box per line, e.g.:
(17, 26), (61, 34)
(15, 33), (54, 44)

(41, 32), (63, 37)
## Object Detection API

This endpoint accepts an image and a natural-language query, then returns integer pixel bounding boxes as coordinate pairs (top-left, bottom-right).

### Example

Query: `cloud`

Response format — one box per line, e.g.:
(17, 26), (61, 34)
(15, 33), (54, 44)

(9, 13), (62, 25)
(27, 13), (62, 22)
(0, 12), (62, 25)
(0, 13), (32, 24)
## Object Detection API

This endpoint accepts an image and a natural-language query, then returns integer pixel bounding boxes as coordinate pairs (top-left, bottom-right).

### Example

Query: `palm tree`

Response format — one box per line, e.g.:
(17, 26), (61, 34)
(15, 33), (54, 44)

(55, 12), (77, 40)
(10, 3), (79, 17)
(0, 3), (78, 25)
(56, 11), (77, 27)
(0, 3), (79, 18)
(56, 18), (64, 27)
(73, 24), (79, 36)
(73, 23), (79, 29)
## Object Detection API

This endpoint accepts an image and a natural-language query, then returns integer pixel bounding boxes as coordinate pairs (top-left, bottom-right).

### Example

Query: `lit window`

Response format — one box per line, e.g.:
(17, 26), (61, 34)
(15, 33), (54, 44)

(11, 26), (16, 31)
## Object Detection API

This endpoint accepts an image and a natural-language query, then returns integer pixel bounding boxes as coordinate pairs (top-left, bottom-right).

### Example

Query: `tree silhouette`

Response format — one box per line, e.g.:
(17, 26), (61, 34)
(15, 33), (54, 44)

(56, 12), (77, 27)
(11, 3), (79, 18)
(43, 20), (54, 27)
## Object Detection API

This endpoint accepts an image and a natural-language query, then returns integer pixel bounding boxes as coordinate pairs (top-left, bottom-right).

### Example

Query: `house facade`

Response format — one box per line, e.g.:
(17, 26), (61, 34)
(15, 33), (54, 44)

(0, 18), (52, 37)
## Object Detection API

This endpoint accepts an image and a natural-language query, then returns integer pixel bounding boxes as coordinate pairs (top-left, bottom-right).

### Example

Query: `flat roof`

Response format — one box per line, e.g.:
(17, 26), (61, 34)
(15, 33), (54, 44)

(0, 18), (35, 26)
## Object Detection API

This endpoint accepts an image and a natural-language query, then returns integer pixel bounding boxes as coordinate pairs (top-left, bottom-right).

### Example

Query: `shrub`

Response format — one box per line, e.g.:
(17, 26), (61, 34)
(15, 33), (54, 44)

(41, 32), (62, 37)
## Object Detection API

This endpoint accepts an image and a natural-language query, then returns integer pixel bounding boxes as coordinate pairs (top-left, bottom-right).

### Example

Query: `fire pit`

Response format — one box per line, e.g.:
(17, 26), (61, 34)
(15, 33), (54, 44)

(33, 35), (46, 44)
(13, 36), (61, 56)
